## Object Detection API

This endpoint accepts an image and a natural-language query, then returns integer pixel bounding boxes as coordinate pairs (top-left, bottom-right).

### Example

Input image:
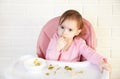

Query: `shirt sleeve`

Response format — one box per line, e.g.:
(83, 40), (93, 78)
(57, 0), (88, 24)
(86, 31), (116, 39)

(79, 39), (107, 65)
(45, 33), (60, 60)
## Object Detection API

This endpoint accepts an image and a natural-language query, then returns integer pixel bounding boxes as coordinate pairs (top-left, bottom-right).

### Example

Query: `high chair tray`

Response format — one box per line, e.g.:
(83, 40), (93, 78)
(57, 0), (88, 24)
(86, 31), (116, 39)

(4, 55), (109, 79)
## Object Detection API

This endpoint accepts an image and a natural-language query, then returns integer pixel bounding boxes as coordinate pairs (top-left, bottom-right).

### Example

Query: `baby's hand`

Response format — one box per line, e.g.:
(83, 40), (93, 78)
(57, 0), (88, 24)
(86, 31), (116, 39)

(56, 36), (67, 51)
(99, 60), (112, 73)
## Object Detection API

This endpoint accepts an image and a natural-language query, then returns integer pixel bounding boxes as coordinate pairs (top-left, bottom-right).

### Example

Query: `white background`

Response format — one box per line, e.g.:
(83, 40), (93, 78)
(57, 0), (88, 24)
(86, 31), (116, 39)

(0, 0), (120, 79)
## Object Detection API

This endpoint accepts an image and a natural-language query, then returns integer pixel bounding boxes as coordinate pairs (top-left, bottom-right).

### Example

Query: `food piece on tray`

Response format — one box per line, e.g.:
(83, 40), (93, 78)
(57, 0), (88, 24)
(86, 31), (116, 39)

(71, 71), (77, 77)
(33, 58), (42, 66)
(48, 64), (54, 70)
(77, 70), (84, 74)
(64, 66), (72, 71)
(45, 72), (50, 76)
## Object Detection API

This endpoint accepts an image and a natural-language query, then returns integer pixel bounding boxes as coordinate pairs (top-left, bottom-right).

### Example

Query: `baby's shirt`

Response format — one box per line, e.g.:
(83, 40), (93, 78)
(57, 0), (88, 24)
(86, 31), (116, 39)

(46, 33), (106, 65)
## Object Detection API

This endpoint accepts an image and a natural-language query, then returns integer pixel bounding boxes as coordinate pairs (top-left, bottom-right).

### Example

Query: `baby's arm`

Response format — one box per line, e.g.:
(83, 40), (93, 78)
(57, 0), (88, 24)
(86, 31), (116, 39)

(79, 39), (112, 72)
(46, 33), (64, 60)
(46, 37), (58, 60)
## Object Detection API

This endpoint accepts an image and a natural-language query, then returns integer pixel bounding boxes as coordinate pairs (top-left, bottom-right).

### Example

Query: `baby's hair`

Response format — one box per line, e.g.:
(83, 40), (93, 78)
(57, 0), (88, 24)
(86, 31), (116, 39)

(59, 9), (84, 30)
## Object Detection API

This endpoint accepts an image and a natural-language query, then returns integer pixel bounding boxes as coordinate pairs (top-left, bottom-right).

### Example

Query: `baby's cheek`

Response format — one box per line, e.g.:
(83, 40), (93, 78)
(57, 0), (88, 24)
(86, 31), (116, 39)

(57, 30), (62, 36)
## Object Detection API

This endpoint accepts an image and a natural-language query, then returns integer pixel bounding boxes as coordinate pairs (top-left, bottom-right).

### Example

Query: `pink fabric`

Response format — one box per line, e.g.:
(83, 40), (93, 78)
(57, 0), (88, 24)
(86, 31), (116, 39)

(37, 16), (96, 60)
(46, 33), (104, 65)
(37, 16), (60, 58)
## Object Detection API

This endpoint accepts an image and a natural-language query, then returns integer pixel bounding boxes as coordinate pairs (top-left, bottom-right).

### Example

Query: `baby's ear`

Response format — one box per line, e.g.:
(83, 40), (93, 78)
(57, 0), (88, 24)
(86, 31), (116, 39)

(76, 29), (81, 35)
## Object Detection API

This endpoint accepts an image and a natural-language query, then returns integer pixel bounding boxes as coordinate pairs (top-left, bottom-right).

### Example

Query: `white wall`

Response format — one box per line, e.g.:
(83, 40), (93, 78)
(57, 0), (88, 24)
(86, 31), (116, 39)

(0, 0), (120, 79)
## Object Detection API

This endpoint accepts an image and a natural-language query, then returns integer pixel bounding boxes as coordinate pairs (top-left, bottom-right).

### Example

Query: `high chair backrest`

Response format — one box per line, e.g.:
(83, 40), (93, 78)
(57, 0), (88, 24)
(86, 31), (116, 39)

(37, 16), (96, 61)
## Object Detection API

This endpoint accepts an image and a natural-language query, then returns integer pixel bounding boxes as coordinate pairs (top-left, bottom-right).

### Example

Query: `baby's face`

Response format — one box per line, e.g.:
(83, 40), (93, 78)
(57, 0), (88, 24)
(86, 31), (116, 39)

(57, 19), (81, 41)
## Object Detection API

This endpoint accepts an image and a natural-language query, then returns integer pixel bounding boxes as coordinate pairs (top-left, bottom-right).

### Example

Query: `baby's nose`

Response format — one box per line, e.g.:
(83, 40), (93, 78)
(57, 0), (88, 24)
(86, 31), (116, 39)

(62, 29), (67, 34)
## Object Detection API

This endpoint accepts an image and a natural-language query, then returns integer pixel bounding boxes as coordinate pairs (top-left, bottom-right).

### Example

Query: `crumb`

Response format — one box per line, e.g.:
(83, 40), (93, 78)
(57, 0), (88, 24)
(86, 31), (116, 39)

(48, 64), (54, 70)
(45, 72), (50, 76)
(54, 67), (61, 75)
(71, 71), (77, 77)
(78, 70), (84, 74)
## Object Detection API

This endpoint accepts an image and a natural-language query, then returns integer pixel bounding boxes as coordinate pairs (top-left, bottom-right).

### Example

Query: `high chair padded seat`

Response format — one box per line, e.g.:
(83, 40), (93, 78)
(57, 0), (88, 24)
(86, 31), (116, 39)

(37, 16), (96, 61)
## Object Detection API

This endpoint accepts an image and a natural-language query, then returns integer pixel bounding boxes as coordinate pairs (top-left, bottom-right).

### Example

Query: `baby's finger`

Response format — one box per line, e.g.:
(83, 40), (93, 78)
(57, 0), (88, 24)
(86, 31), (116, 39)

(60, 36), (67, 42)
(60, 36), (66, 40)
(99, 66), (104, 73)
(106, 63), (112, 73)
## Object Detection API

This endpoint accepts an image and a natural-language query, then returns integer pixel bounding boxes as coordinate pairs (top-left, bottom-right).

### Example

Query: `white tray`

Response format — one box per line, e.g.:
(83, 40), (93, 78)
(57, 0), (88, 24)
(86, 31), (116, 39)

(4, 55), (109, 79)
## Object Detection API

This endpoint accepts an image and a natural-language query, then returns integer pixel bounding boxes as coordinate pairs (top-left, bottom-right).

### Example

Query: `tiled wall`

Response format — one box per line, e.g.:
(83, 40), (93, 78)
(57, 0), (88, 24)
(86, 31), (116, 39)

(0, 0), (120, 79)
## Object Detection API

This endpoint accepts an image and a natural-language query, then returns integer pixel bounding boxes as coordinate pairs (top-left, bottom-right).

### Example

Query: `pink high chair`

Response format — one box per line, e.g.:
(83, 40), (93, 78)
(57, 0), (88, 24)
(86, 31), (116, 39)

(37, 16), (96, 61)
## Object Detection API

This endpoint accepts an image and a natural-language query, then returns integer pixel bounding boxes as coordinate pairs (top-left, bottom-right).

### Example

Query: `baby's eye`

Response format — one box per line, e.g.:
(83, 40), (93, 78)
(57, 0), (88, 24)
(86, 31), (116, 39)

(61, 26), (64, 29)
(69, 29), (72, 31)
